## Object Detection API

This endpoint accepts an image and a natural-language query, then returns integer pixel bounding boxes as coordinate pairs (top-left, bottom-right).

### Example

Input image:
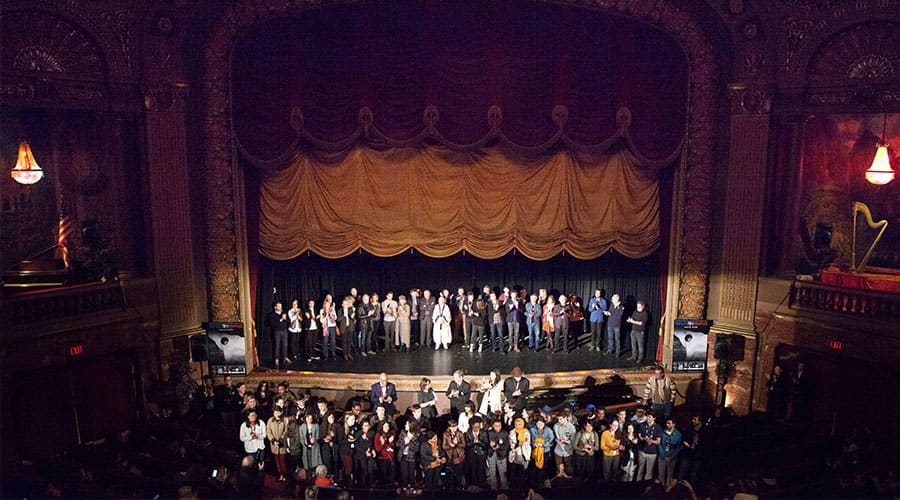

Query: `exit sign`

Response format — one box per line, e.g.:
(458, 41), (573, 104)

(828, 340), (843, 350)
(69, 345), (84, 356)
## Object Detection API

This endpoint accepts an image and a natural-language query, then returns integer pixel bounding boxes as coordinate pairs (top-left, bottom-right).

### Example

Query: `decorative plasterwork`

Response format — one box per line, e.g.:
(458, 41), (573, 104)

(0, 0), (135, 80)
(808, 22), (900, 84)
(200, 0), (722, 322)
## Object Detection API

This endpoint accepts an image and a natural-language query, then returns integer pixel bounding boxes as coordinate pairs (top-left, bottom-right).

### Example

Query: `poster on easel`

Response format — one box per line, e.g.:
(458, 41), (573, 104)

(672, 319), (711, 372)
(204, 322), (246, 375)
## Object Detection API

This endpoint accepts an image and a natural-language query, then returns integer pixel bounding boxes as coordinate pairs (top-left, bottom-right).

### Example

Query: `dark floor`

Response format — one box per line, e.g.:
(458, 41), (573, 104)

(260, 334), (653, 376)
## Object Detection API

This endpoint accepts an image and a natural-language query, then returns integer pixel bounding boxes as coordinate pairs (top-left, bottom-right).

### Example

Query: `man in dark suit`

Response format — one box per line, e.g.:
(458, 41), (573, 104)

(446, 369), (471, 419)
(370, 372), (398, 416)
(418, 289), (437, 350)
(267, 301), (290, 368)
(552, 295), (571, 354)
(503, 366), (531, 411)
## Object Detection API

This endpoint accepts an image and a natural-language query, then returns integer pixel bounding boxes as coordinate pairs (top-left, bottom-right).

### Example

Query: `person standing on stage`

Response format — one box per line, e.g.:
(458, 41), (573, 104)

(418, 289), (436, 350)
(626, 301), (649, 362)
(303, 299), (320, 361)
(487, 292), (506, 353)
(288, 299), (303, 361)
(467, 292), (487, 352)
(446, 369), (471, 419)
(267, 301), (290, 369)
(370, 292), (382, 355)
(433, 295), (452, 350)
(604, 293), (625, 357)
(452, 287), (467, 346)
(409, 288), (420, 347)
(319, 297), (338, 360)
(463, 290), (478, 352)
(524, 293), (541, 351)
(357, 294), (375, 357)
(542, 295), (556, 351)
(337, 296), (357, 361)
(396, 295), (412, 351)
(588, 289), (608, 352)
(506, 289), (523, 352)
(381, 292), (398, 353)
(503, 366), (530, 412)
(553, 295), (571, 354)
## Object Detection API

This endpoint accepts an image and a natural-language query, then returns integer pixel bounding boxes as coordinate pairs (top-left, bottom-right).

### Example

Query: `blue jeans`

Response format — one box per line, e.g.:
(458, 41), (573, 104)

(527, 321), (541, 350)
(490, 323), (505, 351)
(324, 326), (337, 358)
(607, 326), (621, 354)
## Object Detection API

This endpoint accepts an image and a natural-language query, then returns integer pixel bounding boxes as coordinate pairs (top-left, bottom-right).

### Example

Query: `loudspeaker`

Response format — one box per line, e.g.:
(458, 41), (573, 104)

(714, 334), (745, 361)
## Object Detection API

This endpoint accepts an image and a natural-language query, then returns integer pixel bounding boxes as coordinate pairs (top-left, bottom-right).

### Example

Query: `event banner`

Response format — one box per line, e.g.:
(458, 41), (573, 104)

(672, 319), (711, 372)
(204, 322), (246, 376)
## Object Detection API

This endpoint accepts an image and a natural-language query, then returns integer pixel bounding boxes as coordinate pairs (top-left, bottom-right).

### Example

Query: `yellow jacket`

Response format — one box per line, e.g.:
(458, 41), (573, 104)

(600, 430), (620, 457)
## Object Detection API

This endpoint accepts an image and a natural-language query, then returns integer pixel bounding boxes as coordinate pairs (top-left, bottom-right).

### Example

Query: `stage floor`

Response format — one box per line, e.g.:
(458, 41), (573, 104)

(261, 341), (650, 376)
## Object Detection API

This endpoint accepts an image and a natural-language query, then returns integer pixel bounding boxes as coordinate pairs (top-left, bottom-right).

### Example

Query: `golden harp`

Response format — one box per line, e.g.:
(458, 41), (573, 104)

(851, 201), (889, 273)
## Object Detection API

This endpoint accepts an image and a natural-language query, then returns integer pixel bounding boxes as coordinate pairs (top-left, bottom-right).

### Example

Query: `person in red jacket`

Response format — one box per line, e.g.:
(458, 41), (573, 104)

(373, 420), (397, 487)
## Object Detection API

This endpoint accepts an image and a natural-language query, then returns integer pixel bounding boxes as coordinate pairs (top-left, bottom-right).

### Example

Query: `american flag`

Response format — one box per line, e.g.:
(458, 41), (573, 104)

(58, 214), (74, 269)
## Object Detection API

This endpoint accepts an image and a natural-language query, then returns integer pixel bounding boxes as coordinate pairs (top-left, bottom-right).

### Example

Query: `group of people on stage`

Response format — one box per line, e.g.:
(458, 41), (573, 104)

(232, 367), (696, 494)
(265, 285), (650, 368)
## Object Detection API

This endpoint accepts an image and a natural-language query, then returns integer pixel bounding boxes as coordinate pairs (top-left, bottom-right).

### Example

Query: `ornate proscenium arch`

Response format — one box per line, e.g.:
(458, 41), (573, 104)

(200, 0), (720, 323)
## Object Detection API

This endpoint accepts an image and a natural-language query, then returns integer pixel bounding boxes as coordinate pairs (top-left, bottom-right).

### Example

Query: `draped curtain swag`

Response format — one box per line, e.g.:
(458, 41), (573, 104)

(259, 147), (659, 260)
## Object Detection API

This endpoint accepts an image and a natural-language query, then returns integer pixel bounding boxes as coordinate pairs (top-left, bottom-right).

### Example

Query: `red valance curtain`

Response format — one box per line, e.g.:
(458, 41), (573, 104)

(230, 1), (688, 165)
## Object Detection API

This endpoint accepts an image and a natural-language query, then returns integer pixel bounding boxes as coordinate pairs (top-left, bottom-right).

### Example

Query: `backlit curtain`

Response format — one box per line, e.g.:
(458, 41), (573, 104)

(259, 146), (659, 260)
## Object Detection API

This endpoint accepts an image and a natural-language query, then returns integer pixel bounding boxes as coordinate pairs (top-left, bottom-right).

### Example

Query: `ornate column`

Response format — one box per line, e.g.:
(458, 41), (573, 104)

(144, 83), (207, 364)
(707, 82), (772, 413)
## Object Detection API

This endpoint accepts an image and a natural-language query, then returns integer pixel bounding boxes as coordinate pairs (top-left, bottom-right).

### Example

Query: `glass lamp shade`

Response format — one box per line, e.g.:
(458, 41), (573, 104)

(10, 140), (44, 185)
(865, 145), (895, 185)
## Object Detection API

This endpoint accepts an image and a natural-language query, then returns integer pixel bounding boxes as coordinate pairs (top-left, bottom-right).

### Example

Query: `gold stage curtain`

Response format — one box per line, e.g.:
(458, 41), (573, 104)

(258, 147), (659, 260)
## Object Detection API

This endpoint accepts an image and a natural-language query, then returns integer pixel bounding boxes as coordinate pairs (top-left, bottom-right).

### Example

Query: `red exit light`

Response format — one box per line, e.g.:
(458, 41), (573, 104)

(70, 345), (84, 356)
(829, 340), (843, 350)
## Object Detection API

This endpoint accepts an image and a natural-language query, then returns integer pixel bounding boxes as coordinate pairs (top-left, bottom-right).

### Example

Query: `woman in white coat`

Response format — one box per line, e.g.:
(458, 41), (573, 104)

(432, 295), (452, 350)
(478, 369), (504, 417)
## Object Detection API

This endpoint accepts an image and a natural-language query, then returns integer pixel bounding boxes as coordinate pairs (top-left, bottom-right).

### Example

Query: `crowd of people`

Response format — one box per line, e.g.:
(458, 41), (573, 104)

(213, 365), (696, 496)
(265, 285), (651, 367)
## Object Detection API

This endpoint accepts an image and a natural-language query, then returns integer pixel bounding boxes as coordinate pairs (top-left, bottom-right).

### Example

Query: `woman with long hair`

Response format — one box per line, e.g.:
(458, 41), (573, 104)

(373, 420), (397, 487)
(542, 295), (556, 351)
(256, 381), (272, 420)
(419, 431), (445, 491)
(336, 413), (359, 483)
(478, 369), (504, 417)
(620, 421), (640, 482)
(298, 412), (323, 479)
(320, 412), (338, 476)
(398, 420), (420, 488)
(574, 420), (599, 482)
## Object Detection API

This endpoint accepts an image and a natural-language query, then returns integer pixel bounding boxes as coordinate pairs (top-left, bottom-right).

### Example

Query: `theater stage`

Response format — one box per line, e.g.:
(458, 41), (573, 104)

(244, 342), (689, 401)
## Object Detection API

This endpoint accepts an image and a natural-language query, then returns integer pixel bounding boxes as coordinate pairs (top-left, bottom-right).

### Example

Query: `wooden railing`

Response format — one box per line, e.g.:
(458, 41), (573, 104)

(788, 279), (900, 322)
(1, 280), (126, 326)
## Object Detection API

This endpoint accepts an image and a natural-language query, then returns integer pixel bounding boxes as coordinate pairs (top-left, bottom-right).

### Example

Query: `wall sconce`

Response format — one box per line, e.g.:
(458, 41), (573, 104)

(10, 140), (45, 185)
(865, 114), (895, 185)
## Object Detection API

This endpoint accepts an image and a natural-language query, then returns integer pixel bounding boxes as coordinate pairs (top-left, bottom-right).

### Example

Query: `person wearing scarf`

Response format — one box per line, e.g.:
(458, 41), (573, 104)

(419, 431), (445, 491)
(530, 418), (555, 485)
(509, 418), (531, 489)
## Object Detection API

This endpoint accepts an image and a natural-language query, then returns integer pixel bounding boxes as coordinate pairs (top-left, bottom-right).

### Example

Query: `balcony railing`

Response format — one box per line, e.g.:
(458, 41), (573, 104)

(2, 280), (126, 326)
(789, 279), (900, 322)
